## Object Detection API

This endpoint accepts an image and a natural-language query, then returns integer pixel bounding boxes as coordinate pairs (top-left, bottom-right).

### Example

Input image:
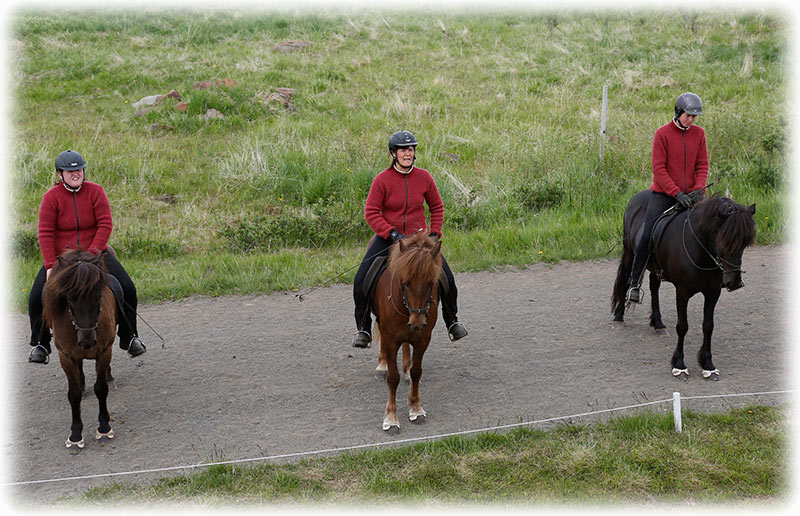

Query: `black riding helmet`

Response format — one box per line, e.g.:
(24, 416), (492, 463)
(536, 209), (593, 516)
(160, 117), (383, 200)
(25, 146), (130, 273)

(388, 130), (418, 153)
(55, 150), (86, 172)
(674, 92), (703, 118)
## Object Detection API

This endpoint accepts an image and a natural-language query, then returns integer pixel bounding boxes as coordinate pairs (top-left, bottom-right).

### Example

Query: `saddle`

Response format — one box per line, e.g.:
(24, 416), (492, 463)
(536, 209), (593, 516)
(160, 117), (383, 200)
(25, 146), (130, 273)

(633, 205), (683, 277)
(361, 255), (449, 308)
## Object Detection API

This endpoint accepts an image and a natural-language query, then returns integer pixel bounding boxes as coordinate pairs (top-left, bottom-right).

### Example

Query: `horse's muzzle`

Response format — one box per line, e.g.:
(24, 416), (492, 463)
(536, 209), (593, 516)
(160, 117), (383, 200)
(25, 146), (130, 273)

(725, 280), (745, 292)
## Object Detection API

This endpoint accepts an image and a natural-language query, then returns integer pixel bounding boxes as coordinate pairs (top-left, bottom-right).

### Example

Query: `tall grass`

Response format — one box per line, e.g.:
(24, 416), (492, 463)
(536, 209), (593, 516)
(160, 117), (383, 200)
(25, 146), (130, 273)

(7, 8), (789, 309)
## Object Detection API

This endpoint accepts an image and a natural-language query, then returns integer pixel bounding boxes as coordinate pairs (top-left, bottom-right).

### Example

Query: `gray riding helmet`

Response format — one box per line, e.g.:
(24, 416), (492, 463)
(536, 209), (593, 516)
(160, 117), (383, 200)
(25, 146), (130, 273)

(55, 150), (87, 172)
(674, 92), (703, 117)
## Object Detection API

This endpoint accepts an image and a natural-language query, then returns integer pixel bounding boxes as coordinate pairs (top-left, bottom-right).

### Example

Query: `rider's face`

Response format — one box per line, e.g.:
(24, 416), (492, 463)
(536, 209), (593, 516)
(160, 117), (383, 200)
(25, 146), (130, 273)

(678, 113), (697, 127)
(394, 146), (415, 169)
(61, 169), (85, 189)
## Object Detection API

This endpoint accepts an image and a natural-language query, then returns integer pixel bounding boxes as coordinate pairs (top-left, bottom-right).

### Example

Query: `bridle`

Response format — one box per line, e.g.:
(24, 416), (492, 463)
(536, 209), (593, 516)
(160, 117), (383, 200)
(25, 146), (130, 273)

(67, 301), (100, 333)
(682, 207), (745, 276)
(388, 271), (434, 317)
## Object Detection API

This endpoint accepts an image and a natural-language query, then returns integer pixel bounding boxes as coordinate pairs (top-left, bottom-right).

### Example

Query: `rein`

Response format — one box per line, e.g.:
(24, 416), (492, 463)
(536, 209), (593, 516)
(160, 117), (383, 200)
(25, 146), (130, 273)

(387, 271), (434, 317)
(682, 208), (744, 274)
(67, 303), (100, 332)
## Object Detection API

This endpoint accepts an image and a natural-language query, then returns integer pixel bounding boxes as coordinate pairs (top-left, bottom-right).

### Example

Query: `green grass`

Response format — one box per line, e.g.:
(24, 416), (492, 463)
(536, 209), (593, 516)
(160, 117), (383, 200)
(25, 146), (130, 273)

(7, 8), (790, 310)
(62, 405), (786, 506)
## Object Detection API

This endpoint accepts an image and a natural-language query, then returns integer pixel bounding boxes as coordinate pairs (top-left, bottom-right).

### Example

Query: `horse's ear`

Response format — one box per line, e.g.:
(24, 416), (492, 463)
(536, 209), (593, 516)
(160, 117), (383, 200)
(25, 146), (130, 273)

(748, 203), (756, 215)
(431, 240), (442, 258)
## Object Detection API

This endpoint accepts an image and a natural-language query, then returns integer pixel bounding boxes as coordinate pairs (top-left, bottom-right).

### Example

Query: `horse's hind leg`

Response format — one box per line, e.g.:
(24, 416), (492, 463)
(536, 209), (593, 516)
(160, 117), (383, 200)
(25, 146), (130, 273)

(648, 272), (667, 334)
(671, 292), (690, 378)
(698, 289), (721, 380)
(94, 350), (114, 441)
(58, 353), (85, 453)
(611, 248), (633, 326)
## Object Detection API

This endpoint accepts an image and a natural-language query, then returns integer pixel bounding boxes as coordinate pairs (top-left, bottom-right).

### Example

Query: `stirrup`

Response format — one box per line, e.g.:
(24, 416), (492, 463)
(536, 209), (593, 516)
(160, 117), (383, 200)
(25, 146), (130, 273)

(447, 322), (468, 342)
(28, 344), (50, 364)
(352, 330), (371, 349)
(626, 286), (643, 304)
(127, 337), (146, 358)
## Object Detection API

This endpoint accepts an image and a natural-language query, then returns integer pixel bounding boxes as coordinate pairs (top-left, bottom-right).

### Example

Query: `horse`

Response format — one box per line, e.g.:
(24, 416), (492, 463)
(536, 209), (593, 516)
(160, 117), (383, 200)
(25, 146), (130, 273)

(42, 249), (117, 453)
(612, 190), (756, 380)
(371, 231), (442, 434)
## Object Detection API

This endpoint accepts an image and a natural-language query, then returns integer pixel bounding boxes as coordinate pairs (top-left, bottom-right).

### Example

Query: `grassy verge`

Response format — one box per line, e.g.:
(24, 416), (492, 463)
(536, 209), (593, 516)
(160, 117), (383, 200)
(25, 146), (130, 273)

(7, 9), (790, 311)
(63, 405), (787, 506)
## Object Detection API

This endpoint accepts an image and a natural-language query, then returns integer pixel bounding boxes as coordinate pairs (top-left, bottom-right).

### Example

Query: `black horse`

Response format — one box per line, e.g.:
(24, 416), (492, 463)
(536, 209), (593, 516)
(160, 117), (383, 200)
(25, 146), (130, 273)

(612, 190), (756, 380)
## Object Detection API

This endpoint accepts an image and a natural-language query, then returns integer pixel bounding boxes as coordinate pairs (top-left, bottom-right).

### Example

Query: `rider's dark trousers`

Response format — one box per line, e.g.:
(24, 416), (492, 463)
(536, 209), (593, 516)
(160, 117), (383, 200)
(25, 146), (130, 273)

(353, 235), (459, 335)
(28, 252), (140, 350)
(629, 191), (676, 286)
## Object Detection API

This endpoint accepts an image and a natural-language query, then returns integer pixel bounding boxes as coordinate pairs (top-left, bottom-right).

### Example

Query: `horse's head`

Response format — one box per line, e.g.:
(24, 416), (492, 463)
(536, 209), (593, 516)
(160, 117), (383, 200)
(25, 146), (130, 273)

(389, 232), (443, 331)
(45, 249), (109, 349)
(697, 198), (757, 291)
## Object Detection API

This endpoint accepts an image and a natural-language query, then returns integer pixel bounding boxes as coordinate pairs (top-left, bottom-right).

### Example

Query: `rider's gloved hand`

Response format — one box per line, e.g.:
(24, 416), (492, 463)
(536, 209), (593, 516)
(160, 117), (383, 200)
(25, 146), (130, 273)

(429, 232), (439, 242)
(389, 229), (402, 241)
(676, 191), (693, 209)
(688, 189), (704, 203)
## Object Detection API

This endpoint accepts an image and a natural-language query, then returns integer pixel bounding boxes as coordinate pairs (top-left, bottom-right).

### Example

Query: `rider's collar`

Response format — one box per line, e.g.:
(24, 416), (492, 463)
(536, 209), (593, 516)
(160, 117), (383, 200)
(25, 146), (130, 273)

(61, 179), (83, 193)
(393, 163), (414, 174)
(673, 117), (690, 131)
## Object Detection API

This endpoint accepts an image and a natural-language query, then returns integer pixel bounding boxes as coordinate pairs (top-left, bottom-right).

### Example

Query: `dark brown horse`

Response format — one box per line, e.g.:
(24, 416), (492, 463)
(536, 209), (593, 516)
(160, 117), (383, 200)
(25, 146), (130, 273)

(372, 232), (442, 433)
(42, 249), (117, 453)
(612, 191), (756, 380)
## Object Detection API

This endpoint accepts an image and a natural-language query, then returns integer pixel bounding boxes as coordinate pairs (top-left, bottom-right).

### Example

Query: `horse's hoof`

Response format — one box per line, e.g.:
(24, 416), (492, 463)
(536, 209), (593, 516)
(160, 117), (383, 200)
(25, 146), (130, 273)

(382, 424), (400, 435)
(654, 328), (669, 336)
(95, 428), (114, 442)
(672, 368), (689, 378)
(611, 320), (624, 329)
(374, 370), (387, 380)
(702, 369), (720, 381)
(409, 411), (427, 425)
(65, 438), (84, 454)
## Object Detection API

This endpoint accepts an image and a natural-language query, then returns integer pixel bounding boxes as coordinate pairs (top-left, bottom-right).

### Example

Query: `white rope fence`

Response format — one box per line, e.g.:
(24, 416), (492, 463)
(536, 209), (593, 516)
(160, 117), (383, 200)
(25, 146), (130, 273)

(6, 389), (794, 487)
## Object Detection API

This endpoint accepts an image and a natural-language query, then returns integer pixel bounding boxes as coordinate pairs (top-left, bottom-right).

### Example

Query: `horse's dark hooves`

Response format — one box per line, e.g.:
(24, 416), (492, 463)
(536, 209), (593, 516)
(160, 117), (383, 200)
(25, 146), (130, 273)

(611, 320), (624, 329)
(654, 327), (669, 336)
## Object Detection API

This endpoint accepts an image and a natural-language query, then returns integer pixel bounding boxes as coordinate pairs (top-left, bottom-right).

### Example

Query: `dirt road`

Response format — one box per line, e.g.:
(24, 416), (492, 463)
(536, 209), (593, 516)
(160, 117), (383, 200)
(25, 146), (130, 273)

(3, 245), (791, 504)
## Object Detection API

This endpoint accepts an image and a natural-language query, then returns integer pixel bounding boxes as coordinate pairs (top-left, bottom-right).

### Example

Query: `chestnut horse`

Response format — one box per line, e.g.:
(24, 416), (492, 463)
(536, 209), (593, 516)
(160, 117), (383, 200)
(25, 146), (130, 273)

(371, 232), (442, 433)
(42, 249), (117, 453)
(612, 192), (756, 380)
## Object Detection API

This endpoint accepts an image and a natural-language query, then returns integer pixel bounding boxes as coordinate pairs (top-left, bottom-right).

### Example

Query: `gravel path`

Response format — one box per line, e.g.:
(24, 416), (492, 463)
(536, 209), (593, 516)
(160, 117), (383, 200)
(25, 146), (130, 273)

(3, 244), (790, 505)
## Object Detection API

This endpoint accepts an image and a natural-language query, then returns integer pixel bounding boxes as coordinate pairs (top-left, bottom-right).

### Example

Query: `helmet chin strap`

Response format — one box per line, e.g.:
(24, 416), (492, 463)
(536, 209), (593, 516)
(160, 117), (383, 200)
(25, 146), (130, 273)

(391, 149), (416, 174)
(673, 116), (689, 131)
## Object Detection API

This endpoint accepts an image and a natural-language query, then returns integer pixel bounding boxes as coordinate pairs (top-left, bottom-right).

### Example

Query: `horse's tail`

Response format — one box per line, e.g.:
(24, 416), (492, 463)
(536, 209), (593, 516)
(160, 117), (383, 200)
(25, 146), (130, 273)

(611, 249), (631, 317)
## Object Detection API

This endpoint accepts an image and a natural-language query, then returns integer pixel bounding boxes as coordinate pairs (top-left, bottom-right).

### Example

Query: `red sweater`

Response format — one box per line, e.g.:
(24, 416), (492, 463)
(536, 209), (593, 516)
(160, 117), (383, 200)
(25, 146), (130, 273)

(364, 166), (444, 239)
(650, 120), (709, 197)
(38, 181), (112, 269)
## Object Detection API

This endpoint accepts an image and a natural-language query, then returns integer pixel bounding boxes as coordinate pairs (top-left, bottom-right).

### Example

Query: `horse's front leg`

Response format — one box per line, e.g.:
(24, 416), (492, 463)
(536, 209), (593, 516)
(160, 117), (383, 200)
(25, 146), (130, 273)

(94, 349), (114, 441)
(671, 291), (691, 378)
(408, 342), (428, 424)
(698, 288), (721, 380)
(382, 339), (401, 434)
(58, 353), (85, 453)
(648, 272), (667, 334)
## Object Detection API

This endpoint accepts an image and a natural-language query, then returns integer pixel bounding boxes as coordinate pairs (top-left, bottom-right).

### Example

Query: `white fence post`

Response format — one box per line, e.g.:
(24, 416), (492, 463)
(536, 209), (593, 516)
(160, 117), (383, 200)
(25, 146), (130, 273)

(599, 85), (608, 161)
(673, 392), (682, 433)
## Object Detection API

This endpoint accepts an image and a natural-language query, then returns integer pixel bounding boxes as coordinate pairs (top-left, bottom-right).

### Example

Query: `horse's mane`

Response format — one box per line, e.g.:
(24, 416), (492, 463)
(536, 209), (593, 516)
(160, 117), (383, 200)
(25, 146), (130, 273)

(694, 196), (756, 256)
(42, 249), (108, 324)
(388, 232), (443, 285)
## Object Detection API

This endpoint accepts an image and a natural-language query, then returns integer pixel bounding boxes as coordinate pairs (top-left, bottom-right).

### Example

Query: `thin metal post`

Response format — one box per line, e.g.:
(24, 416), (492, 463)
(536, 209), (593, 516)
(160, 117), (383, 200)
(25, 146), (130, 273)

(599, 85), (608, 161)
(673, 392), (682, 433)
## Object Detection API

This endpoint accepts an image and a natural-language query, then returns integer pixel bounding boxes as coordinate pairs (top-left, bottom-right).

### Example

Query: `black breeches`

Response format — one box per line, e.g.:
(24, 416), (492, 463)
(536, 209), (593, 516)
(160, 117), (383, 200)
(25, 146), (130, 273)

(630, 191), (676, 284)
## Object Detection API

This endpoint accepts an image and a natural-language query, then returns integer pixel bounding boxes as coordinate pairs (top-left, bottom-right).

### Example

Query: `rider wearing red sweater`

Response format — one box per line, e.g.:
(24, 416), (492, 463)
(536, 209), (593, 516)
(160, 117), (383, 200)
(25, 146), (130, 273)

(351, 131), (468, 348)
(27, 150), (146, 363)
(627, 93), (709, 303)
